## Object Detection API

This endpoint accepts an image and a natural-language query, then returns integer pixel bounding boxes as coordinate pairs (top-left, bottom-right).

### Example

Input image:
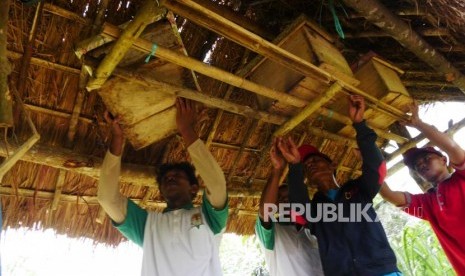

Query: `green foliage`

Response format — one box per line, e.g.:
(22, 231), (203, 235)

(375, 196), (455, 276)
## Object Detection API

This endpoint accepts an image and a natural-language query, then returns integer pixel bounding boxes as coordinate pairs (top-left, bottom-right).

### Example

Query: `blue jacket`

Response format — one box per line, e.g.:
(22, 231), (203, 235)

(288, 121), (399, 276)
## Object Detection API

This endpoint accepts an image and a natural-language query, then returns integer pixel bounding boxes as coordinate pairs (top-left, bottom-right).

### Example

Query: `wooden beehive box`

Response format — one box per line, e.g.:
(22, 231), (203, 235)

(337, 56), (411, 137)
(98, 20), (188, 150)
(247, 15), (358, 119)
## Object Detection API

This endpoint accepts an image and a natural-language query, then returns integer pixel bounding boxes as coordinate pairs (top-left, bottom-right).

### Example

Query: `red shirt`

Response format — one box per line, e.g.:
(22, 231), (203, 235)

(404, 162), (465, 274)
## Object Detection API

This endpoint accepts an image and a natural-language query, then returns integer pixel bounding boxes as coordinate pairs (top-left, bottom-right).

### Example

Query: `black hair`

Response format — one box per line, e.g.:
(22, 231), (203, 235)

(156, 162), (199, 186)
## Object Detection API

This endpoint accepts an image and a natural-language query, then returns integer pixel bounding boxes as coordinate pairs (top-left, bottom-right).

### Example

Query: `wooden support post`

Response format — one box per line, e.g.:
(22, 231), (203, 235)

(0, 0), (13, 128)
(341, 0), (465, 94)
(274, 82), (343, 136)
(51, 170), (66, 211)
(86, 0), (166, 90)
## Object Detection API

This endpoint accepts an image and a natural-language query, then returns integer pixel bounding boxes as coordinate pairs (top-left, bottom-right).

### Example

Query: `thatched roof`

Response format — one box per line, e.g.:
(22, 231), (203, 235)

(1, 0), (465, 246)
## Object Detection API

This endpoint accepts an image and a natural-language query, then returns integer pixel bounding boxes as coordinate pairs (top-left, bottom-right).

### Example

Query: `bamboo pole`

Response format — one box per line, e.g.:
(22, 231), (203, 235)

(0, 86), (40, 180)
(16, 1), (44, 95)
(341, 0), (465, 94)
(67, 0), (110, 146)
(111, 67), (287, 125)
(7, 50), (81, 74)
(387, 116), (465, 175)
(43, 3), (92, 25)
(51, 170), (66, 211)
(161, 0), (332, 82)
(101, 23), (308, 107)
(0, 0), (13, 128)
(226, 120), (259, 184)
(274, 82), (343, 136)
(161, 0), (408, 119)
(86, 0), (167, 90)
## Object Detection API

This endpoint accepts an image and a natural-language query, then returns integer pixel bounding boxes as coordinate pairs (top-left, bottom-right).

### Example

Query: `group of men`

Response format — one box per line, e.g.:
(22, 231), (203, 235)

(97, 96), (465, 275)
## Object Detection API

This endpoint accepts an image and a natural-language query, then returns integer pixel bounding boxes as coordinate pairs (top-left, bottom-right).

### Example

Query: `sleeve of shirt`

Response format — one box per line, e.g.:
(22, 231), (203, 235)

(188, 139), (227, 210)
(288, 163), (311, 205)
(114, 200), (148, 247)
(97, 151), (128, 224)
(202, 192), (229, 235)
(255, 216), (275, 250)
(353, 120), (387, 200)
(402, 192), (429, 221)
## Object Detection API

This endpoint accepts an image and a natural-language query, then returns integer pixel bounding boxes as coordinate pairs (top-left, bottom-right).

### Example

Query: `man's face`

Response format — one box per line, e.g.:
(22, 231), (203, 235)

(303, 155), (334, 189)
(159, 169), (198, 202)
(413, 153), (447, 182)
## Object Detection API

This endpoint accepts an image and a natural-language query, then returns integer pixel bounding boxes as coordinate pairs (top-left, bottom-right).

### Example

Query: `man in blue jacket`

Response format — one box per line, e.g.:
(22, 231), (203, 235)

(276, 95), (401, 276)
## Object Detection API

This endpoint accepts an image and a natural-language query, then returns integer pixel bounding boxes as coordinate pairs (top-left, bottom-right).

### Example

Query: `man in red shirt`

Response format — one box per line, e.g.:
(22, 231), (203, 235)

(380, 103), (465, 274)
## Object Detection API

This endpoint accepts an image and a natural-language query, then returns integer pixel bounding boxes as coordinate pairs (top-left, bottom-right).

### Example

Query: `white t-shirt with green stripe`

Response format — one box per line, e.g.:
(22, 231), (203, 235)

(116, 194), (228, 276)
(255, 218), (324, 276)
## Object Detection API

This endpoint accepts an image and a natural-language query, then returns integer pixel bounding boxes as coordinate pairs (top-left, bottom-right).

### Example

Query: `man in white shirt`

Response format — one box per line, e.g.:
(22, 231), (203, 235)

(255, 138), (324, 276)
(98, 98), (228, 276)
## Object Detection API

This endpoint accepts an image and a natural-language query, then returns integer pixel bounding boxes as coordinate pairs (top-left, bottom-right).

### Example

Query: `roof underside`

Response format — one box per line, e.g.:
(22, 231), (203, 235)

(1, 0), (465, 245)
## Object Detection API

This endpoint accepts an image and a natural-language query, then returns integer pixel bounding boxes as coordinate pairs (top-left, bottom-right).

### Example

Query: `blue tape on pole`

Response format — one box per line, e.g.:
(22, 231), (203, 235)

(145, 44), (158, 63)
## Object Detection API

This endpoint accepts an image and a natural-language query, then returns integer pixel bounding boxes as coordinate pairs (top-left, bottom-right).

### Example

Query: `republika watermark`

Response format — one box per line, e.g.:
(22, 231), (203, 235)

(263, 203), (423, 223)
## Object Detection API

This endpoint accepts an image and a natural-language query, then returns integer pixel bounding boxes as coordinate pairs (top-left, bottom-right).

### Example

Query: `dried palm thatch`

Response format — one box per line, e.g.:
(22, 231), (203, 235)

(1, 0), (465, 247)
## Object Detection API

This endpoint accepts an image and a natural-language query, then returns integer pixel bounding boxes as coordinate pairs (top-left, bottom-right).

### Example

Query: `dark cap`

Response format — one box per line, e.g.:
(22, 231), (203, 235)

(403, 146), (445, 169)
(298, 144), (332, 163)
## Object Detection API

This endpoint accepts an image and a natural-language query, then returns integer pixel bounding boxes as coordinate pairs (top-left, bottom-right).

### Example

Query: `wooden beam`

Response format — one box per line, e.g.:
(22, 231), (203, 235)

(341, 0), (465, 94)
(86, 0), (167, 90)
(408, 89), (465, 102)
(0, 0), (13, 128)
(274, 82), (343, 136)
(51, 170), (66, 211)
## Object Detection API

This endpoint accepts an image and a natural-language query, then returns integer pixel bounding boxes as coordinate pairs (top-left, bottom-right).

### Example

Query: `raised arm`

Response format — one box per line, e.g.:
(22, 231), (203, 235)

(350, 95), (387, 199)
(379, 183), (407, 207)
(258, 138), (286, 228)
(278, 137), (311, 205)
(176, 98), (227, 209)
(97, 111), (128, 224)
(405, 102), (465, 166)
